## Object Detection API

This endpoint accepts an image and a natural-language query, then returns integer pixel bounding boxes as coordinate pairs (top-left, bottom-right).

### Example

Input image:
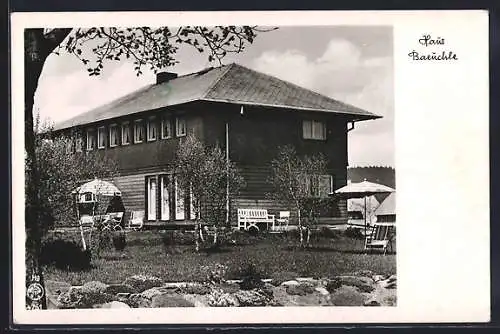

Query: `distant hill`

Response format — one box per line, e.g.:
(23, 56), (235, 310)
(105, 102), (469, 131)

(347, 166), (395, 203)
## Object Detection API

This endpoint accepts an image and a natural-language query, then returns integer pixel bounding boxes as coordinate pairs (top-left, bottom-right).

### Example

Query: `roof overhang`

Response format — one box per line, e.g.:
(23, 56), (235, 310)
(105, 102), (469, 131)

(201, 98), (382, 122)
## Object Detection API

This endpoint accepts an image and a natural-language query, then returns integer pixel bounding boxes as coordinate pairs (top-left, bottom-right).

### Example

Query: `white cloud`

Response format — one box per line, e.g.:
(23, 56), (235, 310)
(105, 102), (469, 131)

(34, 62), (156, 124)
(252, 38), (394, 167)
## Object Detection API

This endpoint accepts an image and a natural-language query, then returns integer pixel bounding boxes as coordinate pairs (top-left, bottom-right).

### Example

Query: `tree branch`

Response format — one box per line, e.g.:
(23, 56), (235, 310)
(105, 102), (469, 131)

(42, 28), (72, 57)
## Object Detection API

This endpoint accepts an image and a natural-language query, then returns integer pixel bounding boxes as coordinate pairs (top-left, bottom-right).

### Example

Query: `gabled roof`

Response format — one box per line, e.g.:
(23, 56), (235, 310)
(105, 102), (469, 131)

(54, 63), (381, 131)
(375, 192), (396, 216)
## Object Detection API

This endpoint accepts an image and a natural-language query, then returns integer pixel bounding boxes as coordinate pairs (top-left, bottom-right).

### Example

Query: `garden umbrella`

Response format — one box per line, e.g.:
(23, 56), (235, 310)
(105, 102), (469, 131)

(72, 178), (122, 250)
(332, 180), (395, 237)
(72, 178), (122, 197)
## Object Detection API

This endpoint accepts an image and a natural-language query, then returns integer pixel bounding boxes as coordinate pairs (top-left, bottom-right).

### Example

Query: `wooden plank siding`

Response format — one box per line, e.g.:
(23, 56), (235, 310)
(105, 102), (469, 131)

(229, 164), (348, 228)
(56, 101), (351, 229)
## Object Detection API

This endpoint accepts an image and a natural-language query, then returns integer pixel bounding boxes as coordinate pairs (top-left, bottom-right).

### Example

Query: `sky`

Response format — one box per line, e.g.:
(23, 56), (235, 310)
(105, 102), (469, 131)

(34, 26), (394, 167)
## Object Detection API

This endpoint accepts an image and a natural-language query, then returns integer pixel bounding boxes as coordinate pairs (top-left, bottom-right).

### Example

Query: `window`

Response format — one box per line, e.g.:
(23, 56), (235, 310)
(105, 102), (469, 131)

(146, 176), (157, 221)
(303, 120), (327, 140)
(109, 124), (119, 147)
(160, 175), (171, 220)
(86, 129), (96, 151)
(75, 132), (83, 152)
(97, 126), (106, 149)
(134, 119), (145, 143)
(147, 117), (157, 141)
(318, 175), (334, 197)
(176, 117), (186, 137)
(161, 117), (173, 139)
(303, 174), (333, 197)
(174, 177), (185, 220)
(121, 122), (130, 145)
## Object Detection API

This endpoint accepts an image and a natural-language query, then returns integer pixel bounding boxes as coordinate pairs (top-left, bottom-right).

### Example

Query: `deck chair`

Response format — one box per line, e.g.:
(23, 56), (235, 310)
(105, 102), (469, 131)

(128, 210), (145, 231)
(364, 223), (395, 255)
(271, 211), (290, 233)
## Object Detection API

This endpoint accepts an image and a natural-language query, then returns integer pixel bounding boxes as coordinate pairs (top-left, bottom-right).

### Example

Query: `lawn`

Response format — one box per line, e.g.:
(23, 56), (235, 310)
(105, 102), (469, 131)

(43, 229), (396, 286)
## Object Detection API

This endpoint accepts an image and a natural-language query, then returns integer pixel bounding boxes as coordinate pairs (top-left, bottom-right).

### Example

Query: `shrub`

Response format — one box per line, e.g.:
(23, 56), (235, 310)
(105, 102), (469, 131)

(344, 227), (364, 239)
(200, 263), (228, 284)
(317, 226), (340, 239)
(234, 262), (265, 290)
(161, 230), (195, 248)
(228, 230), (260, 246)
(112, 230), (126, 251)
(40, 238), (92, 271)
(123, 275), (163, 293)
(325, 278), (342, 293)
(207, 288), (239, 307)
(180, 283), (211, 295)
(270, 271), (299, 286)
(285, 283), (315, 296)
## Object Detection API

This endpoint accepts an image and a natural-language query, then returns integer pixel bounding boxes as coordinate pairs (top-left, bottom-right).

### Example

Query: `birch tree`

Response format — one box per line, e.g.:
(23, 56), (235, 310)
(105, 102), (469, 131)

(269, 145), (328, 247)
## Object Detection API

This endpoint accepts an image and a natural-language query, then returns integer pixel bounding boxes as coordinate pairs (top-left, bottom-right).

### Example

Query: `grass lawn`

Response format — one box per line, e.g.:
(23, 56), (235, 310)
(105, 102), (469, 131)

(43, 230), (396, 286)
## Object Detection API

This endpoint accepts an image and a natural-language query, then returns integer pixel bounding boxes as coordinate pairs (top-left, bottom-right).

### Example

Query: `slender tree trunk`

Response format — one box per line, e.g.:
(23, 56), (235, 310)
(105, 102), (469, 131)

(24, 28), (71, 309)
(194, 222), (200, 252)
(306, 227), (311, 247)
(296, 204), (303, 247)
(24, 29), (47, 310)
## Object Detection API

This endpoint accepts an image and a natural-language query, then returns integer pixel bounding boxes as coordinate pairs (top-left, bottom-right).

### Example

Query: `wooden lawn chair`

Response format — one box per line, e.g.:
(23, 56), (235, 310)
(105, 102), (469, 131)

(128, 210), (145, 231)
(364, 223), (395, 255)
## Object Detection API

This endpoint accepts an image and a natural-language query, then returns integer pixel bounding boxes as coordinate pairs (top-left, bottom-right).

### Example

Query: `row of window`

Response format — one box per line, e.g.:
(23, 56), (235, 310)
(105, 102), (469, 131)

(74, 116), (187, 152)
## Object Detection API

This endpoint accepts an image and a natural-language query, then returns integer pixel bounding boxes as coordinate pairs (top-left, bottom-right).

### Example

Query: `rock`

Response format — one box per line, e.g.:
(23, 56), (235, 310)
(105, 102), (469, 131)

(286, 283), (316, 296)
(330, 286), (366, 306)
(336, 276), (375, 293)
(352, 270), (375, 278)
(372, 275), (385, 282)
(105, 284), (136, 295)
(364, 299), (381, 306)
(315, 287), (330, 296)
(45, 280), (72, 296)
(270, 271), (300, 286)
(207, 289), (239, 307)
(151, 294), (195, 308)
(218, 282), (240, 294)
(325, 278), (342, 293)
(57, 285), (115, 309)
(141, 286), (176, 300)
(45, 280), (72, 309)
(260, 283), (275, 299)
(386, 275), (397, 283)
(82, 281), (109, 294)
(116, 292), (131, 299)
(383, 295), (397, 306)
(98, 301), (131, 309)
(234, 289), (270, 306)
(385, 282), (397, 289)
(296, 277), (315, 282)
(281, 280), (300, 287)
(128, 293), (151, 308)
(181, 283), (211, 295)
(123, 275), (163, 293)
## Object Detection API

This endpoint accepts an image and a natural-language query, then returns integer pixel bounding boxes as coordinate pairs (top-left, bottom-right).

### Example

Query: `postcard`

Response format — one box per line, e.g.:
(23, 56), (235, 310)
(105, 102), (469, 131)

(11, 10), (490, 325)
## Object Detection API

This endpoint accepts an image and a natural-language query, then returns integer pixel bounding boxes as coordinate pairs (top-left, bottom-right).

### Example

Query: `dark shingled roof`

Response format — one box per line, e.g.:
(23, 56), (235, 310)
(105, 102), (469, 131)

(54, 63), (380, 131)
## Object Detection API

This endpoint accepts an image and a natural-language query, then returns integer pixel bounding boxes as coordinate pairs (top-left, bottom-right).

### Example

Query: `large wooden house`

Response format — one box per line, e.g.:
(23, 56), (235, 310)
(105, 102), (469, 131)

(53, 63), (381, 228)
